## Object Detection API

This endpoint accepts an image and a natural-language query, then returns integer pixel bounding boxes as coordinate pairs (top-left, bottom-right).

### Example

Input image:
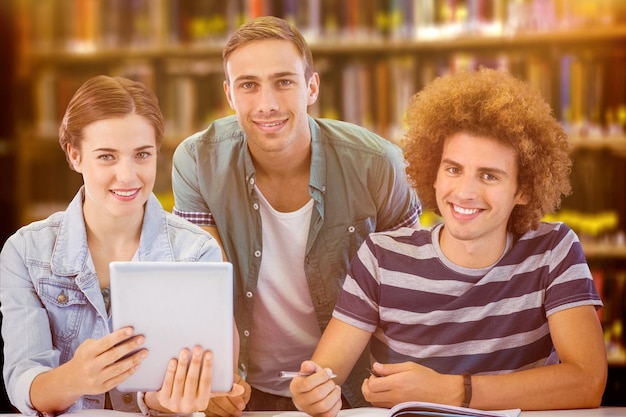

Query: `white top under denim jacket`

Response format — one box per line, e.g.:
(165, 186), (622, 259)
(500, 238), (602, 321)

(0, 187), (222, 415)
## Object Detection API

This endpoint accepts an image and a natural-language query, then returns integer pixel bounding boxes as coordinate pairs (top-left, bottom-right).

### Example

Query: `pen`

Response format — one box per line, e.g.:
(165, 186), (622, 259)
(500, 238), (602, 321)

(278, 371), (337, 379)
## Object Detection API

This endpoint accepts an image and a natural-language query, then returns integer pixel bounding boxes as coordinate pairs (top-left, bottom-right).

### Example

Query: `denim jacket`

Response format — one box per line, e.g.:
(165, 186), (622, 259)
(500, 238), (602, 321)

(0, 187), (221, 415)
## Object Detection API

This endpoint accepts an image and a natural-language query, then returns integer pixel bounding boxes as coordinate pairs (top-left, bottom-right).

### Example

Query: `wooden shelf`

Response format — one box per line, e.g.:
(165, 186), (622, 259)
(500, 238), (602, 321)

(569, 137), (626, 155)
(25, 25), (626, 62)
(582, 243), (626, 260)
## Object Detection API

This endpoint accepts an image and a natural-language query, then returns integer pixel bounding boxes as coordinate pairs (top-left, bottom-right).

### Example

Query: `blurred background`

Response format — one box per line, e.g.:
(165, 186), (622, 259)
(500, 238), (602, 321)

(0, 0), (625, 410)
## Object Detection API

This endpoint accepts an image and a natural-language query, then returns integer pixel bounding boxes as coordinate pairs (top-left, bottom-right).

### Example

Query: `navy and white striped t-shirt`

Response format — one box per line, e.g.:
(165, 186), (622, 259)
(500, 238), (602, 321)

(333, 222), (602, 376)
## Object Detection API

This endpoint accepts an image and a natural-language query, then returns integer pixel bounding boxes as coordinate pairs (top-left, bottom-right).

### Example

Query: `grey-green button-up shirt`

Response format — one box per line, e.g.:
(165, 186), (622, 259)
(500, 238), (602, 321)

(172, 115), (421, 407)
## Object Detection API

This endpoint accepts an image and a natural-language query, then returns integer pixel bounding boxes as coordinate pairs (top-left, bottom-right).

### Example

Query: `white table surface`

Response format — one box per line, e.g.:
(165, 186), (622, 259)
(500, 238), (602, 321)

(520, 409), (626, 416)
(245, 409), (626, 416)
(241, 409), (626, 417)
(1, 407), (625, 417)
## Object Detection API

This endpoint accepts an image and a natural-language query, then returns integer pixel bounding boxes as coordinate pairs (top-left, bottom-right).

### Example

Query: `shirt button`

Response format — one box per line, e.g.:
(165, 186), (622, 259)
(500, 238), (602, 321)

(123, 393), (133, 404)
(254, 250), (261, 258)
(321, 185), (326, 192)
(253, 203), (259, 210)
(244, 330), (250, 337)
(57, 291), (68, 304)
(249, 178), (255, 185)
(348, 226), (356, 233)
(246, 291), (253, 298)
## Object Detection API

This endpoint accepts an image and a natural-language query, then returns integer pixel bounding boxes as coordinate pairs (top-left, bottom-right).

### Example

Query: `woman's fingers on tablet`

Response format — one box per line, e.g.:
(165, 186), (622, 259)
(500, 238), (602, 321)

(110, 334), (145, 361)
(159, 358), (178, 396)
(173, 348), (191, 394)
(180, 347), (212, 410)
(105, 327), (141, 351)
(91, 328), (146, 381)
(153, 358), (178, 411)
(183, 346), (204, 395)
(196, 350), (214, 399)
(156, 347), (213, 413)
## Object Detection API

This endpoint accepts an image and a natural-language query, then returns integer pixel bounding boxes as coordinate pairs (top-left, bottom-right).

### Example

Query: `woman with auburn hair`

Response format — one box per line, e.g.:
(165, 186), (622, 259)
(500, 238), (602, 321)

(1, 75), (243, 415)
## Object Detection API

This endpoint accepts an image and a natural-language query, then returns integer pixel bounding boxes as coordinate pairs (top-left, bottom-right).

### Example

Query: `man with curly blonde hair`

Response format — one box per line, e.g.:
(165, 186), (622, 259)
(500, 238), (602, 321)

(290, 68), (607, 416)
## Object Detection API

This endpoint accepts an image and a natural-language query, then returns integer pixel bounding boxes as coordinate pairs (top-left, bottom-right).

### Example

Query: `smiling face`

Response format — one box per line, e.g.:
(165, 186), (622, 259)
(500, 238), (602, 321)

(68, 114), (157, 222)
(223, 39), (319, 157)
(434, 133), (528, 261)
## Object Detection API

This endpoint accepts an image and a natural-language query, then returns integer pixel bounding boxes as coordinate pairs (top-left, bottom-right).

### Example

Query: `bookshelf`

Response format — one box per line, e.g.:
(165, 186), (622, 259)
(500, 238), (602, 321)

(11, 0), (626, 375)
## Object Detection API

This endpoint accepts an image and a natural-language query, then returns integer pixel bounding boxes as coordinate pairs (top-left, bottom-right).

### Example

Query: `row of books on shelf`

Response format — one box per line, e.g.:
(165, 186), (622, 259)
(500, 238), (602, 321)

(29, 60), (232, 141)
(561, 150), (626, 234)
(20, 0), (626, 52)
(28, 49), (626, 143)
(547, 144), (626, 250)
(560, 50), (626, 139)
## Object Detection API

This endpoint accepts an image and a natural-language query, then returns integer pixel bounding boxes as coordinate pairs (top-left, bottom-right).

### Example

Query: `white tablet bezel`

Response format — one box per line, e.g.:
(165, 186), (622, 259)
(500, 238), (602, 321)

(109, 261), (234, 393)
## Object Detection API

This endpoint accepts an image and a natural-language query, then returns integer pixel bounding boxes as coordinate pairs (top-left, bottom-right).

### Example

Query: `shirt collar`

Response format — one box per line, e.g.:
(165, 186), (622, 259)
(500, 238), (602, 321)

(308, 115), (327, 196)
(51, 186), (90, 276)
(241, 115), (327, 198)
(51, 187), (172, 277)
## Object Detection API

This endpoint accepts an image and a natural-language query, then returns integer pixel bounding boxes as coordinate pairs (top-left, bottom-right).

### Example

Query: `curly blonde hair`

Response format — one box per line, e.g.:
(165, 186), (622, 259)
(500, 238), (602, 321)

(403, 68), (571, 236)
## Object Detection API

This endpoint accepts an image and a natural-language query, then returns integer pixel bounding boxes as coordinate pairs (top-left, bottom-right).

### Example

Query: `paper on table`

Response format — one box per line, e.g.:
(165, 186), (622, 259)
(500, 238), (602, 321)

(386, 401), (521, 417)
(274, 401), (521, 417)
(275, 407), (388, 417)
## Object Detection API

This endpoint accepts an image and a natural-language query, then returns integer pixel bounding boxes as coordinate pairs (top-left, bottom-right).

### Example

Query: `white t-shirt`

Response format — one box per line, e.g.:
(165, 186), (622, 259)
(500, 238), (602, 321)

(246, 186), (321, 396)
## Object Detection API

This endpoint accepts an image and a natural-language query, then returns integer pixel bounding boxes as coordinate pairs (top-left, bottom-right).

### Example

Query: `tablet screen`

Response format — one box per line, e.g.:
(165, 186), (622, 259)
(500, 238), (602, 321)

(110, 261), (234, 393)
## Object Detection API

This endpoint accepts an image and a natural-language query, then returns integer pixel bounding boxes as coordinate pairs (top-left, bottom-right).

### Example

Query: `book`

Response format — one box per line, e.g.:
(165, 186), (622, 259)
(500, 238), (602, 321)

(275, 401), (521, 417)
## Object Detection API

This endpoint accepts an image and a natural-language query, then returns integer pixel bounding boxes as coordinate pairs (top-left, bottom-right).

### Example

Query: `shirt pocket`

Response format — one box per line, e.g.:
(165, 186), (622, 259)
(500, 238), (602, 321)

(321, 217), (375, 282)
(38, 280), (87, 347)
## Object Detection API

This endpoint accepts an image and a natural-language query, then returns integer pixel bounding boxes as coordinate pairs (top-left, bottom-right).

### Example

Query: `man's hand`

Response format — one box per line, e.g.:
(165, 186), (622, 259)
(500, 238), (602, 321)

(290, 360), (341, 417)
(362, 362), (461, 408)
(204, 374), (250, 417)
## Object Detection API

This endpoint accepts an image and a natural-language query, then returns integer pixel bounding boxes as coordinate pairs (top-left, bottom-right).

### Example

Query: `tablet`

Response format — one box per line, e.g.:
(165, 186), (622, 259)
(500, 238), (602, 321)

(110, 261), (234, 393)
